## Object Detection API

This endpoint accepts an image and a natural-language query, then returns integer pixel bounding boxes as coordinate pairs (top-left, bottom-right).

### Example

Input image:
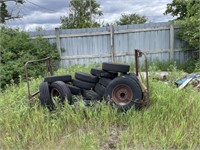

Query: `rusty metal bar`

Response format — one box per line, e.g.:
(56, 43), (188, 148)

(135, 49), (139, 76)
(134, 49), (150, 107)
(141, 51), (149, 91)
(24, 57), (53, 101)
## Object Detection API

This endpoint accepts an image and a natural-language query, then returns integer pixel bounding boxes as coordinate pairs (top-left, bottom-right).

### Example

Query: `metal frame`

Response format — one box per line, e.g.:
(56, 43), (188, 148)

(24, 57), (53, 101)
(135, 49), (150, 107)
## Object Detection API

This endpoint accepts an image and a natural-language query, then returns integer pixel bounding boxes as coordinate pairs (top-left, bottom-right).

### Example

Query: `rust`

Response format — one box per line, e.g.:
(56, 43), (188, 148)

(111, 84), (133, 106)
(134, 49), (150, 107)
(24, 57), (53, 101)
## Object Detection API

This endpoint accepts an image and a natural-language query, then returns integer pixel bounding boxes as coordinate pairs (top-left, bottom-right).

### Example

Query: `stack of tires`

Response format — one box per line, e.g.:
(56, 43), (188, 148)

(39, 62), (143, 111)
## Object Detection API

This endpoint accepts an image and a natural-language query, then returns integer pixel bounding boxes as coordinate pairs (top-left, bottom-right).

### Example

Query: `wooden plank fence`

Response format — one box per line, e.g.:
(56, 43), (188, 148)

(29, 22), (193, 67)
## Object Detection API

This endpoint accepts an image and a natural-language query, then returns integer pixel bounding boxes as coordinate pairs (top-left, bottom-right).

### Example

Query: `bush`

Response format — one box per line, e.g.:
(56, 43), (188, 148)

(0, 27), (59, 88)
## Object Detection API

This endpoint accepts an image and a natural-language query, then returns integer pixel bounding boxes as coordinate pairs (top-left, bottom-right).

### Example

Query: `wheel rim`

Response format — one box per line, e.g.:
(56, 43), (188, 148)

(111, 84), (133, 106)
(51, 88), (61, 105)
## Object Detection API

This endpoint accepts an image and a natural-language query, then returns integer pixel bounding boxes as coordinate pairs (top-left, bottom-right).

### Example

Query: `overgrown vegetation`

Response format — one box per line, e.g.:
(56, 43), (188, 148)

(147, 59), (200, 73)
(0, 64), (199, 149)
(0, 27), (59, 89)
(165, 0), (200, 51)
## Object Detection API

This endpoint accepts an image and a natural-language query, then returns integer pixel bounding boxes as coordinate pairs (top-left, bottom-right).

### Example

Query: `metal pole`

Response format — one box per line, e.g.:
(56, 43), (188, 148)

(135, 49), (139, 76)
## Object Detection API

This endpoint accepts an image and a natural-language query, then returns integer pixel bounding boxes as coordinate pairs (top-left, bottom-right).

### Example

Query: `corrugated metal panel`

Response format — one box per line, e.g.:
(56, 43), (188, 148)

(29, 22), (193, 67)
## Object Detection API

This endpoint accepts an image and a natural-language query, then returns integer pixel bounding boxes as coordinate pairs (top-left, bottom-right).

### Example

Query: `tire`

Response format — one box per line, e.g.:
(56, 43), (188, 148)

(82, 89), (101, 100)
(123, 73), (139, 82)
(102, 62), (130, 73)
(91, 68), (118, 79)
(66, 84), (81, 95)
(50, 81), (72, 107)
(99, 78), (112, 87)
(123, 73), (142, 94)
(72, 79), (95, 90)
(75, 72), (99, 83)
(44, 75), (71, 83)
(105, 76), (143, 110)
(94, 83), (106, 97)
(39, 82), (52, 108)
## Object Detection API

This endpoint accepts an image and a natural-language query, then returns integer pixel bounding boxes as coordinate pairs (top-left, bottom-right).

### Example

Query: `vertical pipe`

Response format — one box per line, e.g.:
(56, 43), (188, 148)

(110, 25), (115, 62)
(135, 49), (139, 76)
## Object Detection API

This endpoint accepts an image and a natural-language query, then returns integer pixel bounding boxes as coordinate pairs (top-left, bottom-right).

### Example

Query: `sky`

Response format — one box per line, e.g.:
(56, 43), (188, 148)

(5, 0), (174, 31)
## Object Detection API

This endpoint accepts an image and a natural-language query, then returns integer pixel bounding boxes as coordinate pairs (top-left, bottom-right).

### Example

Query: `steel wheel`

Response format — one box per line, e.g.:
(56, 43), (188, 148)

(111, 84), (133, 106)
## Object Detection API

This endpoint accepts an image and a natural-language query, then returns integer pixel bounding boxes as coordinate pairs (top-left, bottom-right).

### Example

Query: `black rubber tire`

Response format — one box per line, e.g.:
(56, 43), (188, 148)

(50, 81), (72, 106)
(90, 68), (118, 79)
(123, 73), (139, 82)
(123, 73), (142, 94)
(94, 83), (106, 97)
(75, 72), (99, 83)
(99, 78), (112, 87)
(39, 82), (52, 108)
(102, 62), (130, 73)
(44, 75), (71, 83)
(105, 76), (143, 111)
(72, 79), (95, 90)
(82, 89), (101, 100)
(66, 84), (81, 95)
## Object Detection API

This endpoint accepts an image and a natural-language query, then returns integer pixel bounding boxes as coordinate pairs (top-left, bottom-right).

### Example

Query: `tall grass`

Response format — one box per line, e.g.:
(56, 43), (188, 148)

(0, 64), (199, 149)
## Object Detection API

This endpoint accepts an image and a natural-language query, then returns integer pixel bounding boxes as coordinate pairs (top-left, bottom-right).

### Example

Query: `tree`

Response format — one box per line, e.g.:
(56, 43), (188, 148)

(115, 13), (147, 25)
(0, 0), (24, 23)
(0, 2), (10, 23)
(0, 27), (59, 88)
(164, 0), (188, 20)
(164, 0), (200, 51)
(60, 0), (103, 29)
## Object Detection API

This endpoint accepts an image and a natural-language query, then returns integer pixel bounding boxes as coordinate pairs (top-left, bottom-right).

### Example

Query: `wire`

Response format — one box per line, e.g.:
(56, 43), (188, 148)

(26, 0), (57, 13)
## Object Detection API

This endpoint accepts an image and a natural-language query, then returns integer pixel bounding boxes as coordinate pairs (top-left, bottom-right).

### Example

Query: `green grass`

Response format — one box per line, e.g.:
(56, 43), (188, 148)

(0, 64), (200, 150)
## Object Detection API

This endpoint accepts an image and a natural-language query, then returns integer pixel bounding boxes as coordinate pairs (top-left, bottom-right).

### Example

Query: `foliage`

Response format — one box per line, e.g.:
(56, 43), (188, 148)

(60, 0), (103, 29)
(164, 0), (188, 20)
(164, 0), (200, 50)
(0, 27), (59, 88)
(0, 2), (10, 23)
(0, 0), (24, 23)
(115, 13), (147, 25)
(0, 64), (199, 149)
(147, 58), (200, 73)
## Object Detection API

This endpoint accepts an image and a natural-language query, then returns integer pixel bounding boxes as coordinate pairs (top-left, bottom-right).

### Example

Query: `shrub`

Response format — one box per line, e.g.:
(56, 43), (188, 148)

(0, 27), (59, 88)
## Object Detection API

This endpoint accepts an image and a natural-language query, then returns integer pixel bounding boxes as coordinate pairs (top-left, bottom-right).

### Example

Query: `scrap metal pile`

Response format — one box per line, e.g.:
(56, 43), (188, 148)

(175, 73), (200, 91)
(39, 62), (148, 111)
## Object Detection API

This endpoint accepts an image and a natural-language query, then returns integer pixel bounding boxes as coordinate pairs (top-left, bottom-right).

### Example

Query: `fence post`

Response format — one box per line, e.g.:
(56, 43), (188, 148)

(110, 25), (115, 62)
(55, 28), (61, 57)
(170, 23), (175, 61)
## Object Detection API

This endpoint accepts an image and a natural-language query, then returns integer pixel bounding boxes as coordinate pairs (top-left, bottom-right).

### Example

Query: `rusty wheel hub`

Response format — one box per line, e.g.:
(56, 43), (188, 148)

(111, 84), (133, 106)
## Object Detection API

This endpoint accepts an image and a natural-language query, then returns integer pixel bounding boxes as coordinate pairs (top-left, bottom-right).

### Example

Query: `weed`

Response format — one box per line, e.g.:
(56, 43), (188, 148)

(0, 64), (199, 149)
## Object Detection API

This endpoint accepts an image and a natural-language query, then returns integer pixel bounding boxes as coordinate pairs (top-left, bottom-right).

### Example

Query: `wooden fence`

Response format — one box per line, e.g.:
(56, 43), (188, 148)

(29, 22), (192, 67)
